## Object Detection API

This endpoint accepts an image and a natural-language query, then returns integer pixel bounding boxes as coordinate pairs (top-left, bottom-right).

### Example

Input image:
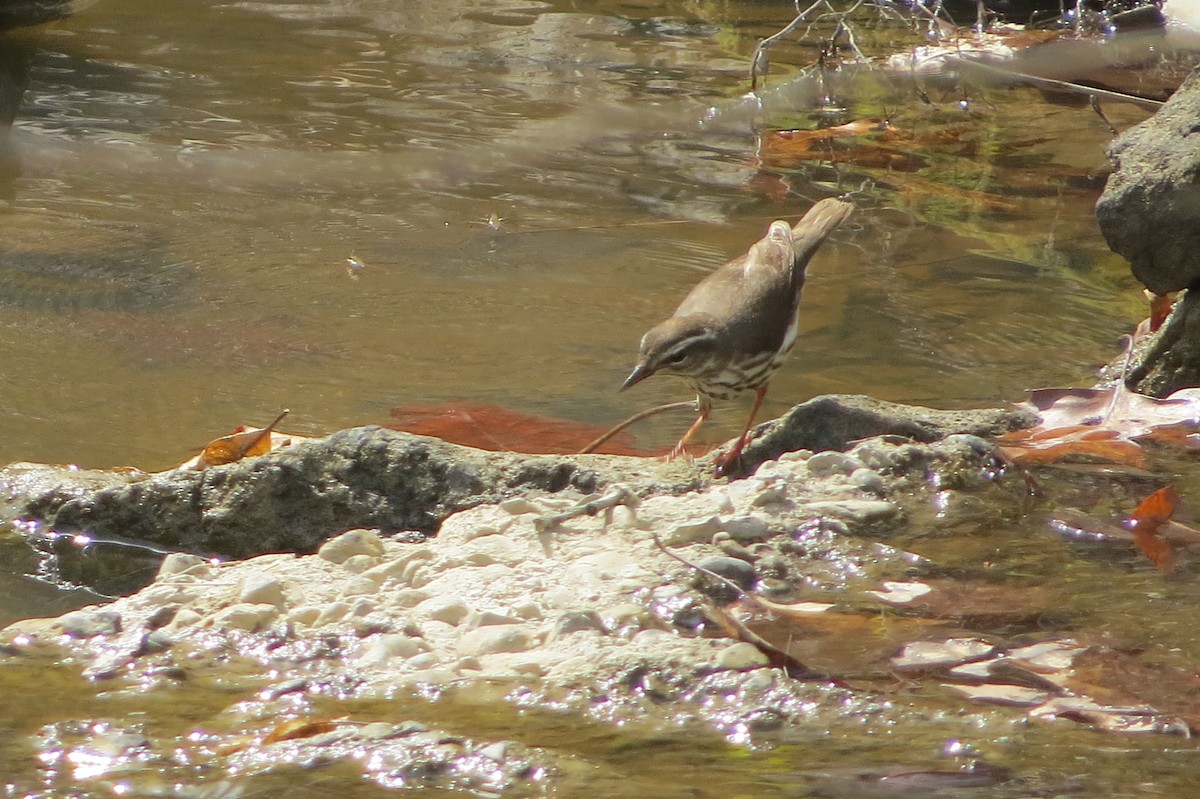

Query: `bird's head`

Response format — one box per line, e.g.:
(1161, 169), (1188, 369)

(621, 314), (722, 390)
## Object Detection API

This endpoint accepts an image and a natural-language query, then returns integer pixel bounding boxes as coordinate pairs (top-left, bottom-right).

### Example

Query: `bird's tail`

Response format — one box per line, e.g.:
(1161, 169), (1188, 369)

(789, 197), (854, 267)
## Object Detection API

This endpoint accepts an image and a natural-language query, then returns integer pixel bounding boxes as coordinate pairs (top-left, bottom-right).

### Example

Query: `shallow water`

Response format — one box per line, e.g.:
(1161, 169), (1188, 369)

(1, 0), (1199, 795)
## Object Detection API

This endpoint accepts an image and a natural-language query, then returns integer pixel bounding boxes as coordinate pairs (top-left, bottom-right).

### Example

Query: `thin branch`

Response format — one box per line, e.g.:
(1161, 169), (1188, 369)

(578, 400), (698, 454)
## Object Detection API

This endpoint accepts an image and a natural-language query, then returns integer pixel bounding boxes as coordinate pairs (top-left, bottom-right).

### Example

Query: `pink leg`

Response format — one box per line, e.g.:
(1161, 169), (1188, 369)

(714, 385), (767, 477)
(667, 404), (710, 461)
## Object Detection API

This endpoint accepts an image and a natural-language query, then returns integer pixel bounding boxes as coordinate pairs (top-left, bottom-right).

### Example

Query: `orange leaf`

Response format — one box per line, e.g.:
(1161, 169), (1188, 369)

(1128, 486), (1179, 573)
(262, 718), (342, 745)
(198, 409), (290, 468)
(1147, 290), (1177, 333)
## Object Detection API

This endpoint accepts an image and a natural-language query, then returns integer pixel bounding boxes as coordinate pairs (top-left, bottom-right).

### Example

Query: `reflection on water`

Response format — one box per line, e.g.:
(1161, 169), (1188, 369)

(0, 0), (1196, 794)
(0, 0), (1153, 474)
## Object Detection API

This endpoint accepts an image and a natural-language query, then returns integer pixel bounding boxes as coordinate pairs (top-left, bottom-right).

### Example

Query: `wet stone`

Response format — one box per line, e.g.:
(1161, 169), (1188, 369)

(850, 467), (885, 493)
(57, 609), (121, 639)
(716, 642), (770, 671)
(697, 556), (757, 591)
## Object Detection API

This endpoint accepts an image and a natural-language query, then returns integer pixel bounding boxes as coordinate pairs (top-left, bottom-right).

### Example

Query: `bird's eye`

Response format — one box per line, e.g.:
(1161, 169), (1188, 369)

(666, 349), (688, 365)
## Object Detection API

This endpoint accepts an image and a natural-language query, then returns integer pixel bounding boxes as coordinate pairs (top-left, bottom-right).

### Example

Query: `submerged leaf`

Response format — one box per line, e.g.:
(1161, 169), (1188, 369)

(387, 401), (662, 456)
(999, 384), (1200, 467)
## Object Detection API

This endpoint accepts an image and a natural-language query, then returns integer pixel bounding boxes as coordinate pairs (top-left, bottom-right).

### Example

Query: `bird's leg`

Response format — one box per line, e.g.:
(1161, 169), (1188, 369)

(714, 385), (767, 477)
(666, 400), (710, 461)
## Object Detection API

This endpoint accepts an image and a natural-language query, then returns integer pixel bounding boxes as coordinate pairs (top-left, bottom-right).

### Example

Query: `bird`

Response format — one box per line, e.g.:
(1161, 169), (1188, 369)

(621, 197), (854, 476)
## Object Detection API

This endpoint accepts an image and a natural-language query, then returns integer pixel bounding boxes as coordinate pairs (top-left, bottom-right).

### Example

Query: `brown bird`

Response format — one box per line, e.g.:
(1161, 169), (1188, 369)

(621, 197), (854, 475)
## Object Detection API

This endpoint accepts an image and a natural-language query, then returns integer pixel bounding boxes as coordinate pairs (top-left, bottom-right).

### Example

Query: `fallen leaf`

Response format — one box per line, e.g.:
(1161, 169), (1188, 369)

(262, 718), (343, 745)
(1128, 486), (1179, 573)
(1147, 290), (1176, 333)
(998, 384), (1200, 467)
(193, 410), (291, 469)
(387, 400), (664, 456)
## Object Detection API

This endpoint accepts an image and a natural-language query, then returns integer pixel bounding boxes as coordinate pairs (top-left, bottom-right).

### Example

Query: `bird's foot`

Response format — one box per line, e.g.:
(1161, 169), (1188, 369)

(663, 440), (695, 463)
(712, 448), (742, 478)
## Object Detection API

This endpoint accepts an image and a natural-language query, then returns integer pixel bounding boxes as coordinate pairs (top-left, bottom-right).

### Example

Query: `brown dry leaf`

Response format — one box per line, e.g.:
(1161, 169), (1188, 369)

(1128, 486), (1179, 573)
(195, 409), (291, 469)
(1054, 647), (1200, 734)
(261, 718), (344, 745)
(869, 579), (1062, 630)
(1147, 290), (1177, 333)
(999, 385), (1200, 467)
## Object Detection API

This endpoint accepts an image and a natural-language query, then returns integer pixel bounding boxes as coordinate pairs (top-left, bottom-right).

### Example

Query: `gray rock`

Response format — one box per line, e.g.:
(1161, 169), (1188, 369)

(56, 609), (121, 639)
(19, 427), (617, 561)
(726, 395), (1031, 479)
(696, 556), (757, 591)
(1097, 69), (1200, 295)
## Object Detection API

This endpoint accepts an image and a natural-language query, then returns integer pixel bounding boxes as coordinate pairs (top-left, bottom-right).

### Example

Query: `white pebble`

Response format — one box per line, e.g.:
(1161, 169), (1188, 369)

(341, 576), (379, 598)
(805, 451), (864, 477)
(315, 602), (351, 626)
(392, 589), (429, 609)
(851, 467), (885, 493)
(414, 595), (471, 626)
(457, 625), (534, 657)
(237, 573), (285, 608)
(407, 652), (441, 670)
(210, 603), (279, 632)
(157, 553), (212, 579)
(342, 554), (378, 574)
(288, 606), (322, 627)
(358, 633), (425, 667)
(720, 516), (770, 543)
(664, 515), (722, 545)
(716, 642), (770, 671)
(167, 608), (204, 631)
(751, 486), (788, 507)
(800, 499), (897, 525)
(499, 497), (541, 515)
(317, 529), (384, 565)
(465, 610), (522, 629)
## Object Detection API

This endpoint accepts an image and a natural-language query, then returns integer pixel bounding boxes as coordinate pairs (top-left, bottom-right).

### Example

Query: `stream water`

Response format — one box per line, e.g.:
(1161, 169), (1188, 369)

(1, 0), (1199, 795)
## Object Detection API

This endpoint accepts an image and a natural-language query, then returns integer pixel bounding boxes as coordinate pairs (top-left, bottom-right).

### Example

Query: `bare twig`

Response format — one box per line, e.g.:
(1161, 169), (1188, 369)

(944, 55), (1164, 111)
(1089, 94), (1119, 135)
(578, 400), (698, 454)
(649, 530), (827, 678)
(532, 484), (640, 532)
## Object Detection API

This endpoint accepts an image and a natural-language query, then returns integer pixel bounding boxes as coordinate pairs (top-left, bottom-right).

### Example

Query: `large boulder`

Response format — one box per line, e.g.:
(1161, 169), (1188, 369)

(1097, 67), (1200, 296)
(1097, 66), (1200, 396)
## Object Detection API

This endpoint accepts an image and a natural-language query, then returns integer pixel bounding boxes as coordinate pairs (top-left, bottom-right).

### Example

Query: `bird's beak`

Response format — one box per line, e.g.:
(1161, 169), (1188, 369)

(621, 362), (652, 391)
